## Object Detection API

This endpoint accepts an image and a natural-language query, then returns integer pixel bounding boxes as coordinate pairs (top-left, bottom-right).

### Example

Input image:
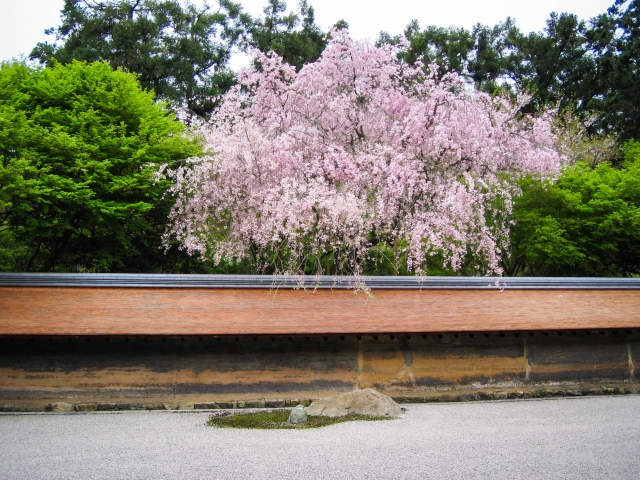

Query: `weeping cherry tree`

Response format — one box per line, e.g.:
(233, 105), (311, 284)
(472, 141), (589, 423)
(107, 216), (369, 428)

(164, 31), (563, 280)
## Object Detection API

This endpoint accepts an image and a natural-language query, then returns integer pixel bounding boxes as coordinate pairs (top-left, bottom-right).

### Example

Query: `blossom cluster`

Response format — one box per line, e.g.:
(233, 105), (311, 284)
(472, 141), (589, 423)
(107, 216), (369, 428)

(165, 31), (562, 277)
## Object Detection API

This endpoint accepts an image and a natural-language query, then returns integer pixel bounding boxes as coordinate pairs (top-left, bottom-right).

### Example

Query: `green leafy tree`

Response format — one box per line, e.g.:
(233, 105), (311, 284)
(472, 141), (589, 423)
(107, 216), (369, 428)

(383, 14), (598, 109)
(386, 2), (640, 141)
(467, 20), (520, 93)
(503, 142), (640, 277)
(0, 60), (202, 272)
(588, 0), (640, 140)
(30, 0), (244, 117)
(379, 19), (523, 95)
(380, 20), (476, 79)
(505, 13), (598, 113)
(246, 0), (328, 71)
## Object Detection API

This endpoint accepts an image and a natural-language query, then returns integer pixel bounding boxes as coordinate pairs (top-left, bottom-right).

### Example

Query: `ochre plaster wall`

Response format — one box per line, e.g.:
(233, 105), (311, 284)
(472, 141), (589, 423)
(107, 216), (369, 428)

(1, 287), (640, 335)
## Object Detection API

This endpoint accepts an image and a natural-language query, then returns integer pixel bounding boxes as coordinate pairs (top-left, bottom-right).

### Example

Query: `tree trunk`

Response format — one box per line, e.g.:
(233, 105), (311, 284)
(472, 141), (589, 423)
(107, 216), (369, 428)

(25, 241), (42, 272)
(393, 237), (399, 276)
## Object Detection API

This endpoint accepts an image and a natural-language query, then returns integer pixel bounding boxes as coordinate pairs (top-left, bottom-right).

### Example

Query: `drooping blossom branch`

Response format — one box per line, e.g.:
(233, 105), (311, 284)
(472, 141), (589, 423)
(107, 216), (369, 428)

(164, 31), (563, 278)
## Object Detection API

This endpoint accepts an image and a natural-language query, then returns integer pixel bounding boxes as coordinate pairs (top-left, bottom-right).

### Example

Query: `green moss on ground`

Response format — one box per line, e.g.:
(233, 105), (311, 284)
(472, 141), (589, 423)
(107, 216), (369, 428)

(206, 410), (394, 429)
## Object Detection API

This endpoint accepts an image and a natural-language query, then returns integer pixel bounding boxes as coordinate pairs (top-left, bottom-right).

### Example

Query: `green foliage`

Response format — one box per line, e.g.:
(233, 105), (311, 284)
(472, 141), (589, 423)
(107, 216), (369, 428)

(0, 60), (202, 272)
(556, 111), (622, 167)
(380, 19), (521, 95)
(28, 1), (337, 115)
(381, 14), (597, 109)
(246, 0), (328, 71)
(588, 0), (640, 140)
(383, 21), (476, 80)
(13, 1), (639, 276)
(30, 0), (244, 117)
(206, 410), (393, 429)
(507, 13), (598, 114)
(503, 142), (640, 276)
(383, 2), (640, 141)
(359, 241), (486, 277)
(381, 6), (640, 284)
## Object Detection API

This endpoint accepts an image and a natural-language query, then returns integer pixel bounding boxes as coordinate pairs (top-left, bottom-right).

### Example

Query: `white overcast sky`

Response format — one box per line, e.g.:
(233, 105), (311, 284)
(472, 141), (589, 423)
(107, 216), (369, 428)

(1, 0), (614, 68)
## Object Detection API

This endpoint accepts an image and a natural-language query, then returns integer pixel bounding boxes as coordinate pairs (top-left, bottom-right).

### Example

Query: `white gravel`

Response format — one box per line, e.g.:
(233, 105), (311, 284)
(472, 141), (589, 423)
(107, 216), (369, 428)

(1, 396), (639, 479)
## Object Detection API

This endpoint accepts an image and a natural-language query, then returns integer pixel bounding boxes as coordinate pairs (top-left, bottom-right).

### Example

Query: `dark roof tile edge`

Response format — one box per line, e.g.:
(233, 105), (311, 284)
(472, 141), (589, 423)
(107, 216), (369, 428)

(0, 273), (639, 289)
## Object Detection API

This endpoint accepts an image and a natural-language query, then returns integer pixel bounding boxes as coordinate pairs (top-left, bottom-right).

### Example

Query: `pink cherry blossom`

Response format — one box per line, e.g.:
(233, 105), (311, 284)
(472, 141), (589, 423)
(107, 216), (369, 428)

(165, 31), (563, 278)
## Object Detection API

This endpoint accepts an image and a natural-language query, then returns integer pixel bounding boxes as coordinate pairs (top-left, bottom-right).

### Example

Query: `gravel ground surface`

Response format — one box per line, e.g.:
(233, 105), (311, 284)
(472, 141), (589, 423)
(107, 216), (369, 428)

(1, 396), (639, 479)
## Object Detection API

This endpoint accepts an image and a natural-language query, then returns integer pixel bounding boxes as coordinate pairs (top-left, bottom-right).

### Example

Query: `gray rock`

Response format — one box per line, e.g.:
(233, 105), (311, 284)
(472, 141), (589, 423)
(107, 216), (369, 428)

(480, 391), (508, 400)
(47, 403), (74, 412)
(0, 404), (26, 412)
(287, 405), (308, 424)
(194, 403), (219, 410)
(306, 389), (402, 418)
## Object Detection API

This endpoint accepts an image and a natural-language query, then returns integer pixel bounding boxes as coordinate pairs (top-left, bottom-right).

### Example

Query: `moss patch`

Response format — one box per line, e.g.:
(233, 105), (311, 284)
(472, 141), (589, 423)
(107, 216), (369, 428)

(206, 410), (394, 429)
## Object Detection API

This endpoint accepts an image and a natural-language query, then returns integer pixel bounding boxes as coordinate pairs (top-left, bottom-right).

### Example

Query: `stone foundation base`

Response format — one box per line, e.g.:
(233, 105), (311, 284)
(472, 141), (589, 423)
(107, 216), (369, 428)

(1, 382), (637, 413)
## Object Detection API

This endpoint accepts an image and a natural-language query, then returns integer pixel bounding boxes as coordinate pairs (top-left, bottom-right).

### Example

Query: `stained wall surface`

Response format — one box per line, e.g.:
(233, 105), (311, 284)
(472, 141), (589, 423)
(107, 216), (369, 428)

(1, 332), (637, 405)
(2, 283), (639, 404)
